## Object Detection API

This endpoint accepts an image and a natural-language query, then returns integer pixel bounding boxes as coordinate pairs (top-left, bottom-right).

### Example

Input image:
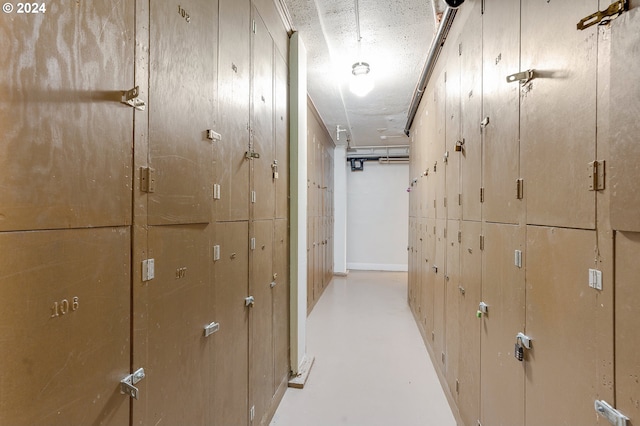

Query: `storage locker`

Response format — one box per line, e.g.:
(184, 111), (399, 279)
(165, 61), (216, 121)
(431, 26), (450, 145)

(0, 228), (130, 425)
(273, 219), (290, 396)
(275, 54), (289, 220)
(445, 48), (462, 221)
(148, 0), (217, 226)
(445, 219), (461, 399)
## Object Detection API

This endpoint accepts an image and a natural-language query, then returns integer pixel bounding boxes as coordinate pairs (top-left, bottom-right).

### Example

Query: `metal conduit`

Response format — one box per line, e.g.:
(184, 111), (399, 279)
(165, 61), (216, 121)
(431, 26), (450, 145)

(404, 7), (458, 136)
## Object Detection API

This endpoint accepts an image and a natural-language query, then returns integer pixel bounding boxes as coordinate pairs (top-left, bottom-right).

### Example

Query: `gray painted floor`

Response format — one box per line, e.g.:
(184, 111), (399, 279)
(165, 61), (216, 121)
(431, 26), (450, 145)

(270, 270), (457, 426)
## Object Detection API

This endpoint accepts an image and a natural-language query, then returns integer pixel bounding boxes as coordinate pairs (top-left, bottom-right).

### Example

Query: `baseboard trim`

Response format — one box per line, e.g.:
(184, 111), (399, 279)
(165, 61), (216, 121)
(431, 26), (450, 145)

(288, 355), (315, 389)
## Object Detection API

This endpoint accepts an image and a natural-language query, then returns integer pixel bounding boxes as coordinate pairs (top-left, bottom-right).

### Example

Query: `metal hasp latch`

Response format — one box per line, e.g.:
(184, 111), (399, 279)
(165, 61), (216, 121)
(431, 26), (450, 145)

(207, 130), (222, 142)
(245, 151), (260, 160)
(120, 368), (145, 400)
(121, 86), (146, 111)
(477, 302), (488, 318)
(516, 332), (532, 349)
(595, 400), (629, 426)
(272, 160), (279, 179)
(245, 296), (255, 307)
(578, 0), (628, 30)
(204, 321), (220, 337)
(506, 70), (535, 84)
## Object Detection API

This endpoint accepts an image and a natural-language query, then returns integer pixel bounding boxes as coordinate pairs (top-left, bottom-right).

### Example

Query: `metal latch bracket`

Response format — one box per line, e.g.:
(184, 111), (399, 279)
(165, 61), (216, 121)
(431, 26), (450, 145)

(245, 151), (260, 160)
(595, 400), (629, 426)
(204, 321), (220, 337)
(120, 368), (145, 400)
(578, 0), (628, 30)
(121, 86), (146, 111)
(506, 69), (535, 84)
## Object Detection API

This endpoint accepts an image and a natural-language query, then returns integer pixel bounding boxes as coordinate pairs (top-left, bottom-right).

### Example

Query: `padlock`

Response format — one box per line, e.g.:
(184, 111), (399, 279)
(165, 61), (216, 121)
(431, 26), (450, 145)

(514, 342), (524, 362)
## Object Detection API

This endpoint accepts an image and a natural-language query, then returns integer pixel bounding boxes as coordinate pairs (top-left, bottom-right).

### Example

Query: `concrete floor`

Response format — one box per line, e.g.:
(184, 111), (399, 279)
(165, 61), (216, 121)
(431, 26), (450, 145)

(270, 270), (457, 426)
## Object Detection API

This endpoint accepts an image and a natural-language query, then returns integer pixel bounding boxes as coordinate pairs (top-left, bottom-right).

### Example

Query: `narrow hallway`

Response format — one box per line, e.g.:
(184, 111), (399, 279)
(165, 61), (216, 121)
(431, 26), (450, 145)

(271, 271), (456, 426)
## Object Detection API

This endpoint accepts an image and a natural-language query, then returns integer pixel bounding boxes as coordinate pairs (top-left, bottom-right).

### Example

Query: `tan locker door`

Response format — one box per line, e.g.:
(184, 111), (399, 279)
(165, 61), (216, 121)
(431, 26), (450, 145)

(422, 218), (437, 337)
(273, 219), (290, 395)
(213, 221), (250, 426)
(251, 10), (276, 221)
(445, 219), (460, 399)
(521, 0), (597, 229)
(446, 48), (461, 221)
(526, 226), (613, 425)
(482, 0), (521, 225)
(435, 74), (447, 220)
(424, 88), (438, 220)
(408, 219), (417, 309)
(216, 0), (251, 222)
(615, 232), (640, 423)
(458, 220), (481, 426)
(0, 228), (130, 425)
(275, 53), (289, 220)
(480, 223), (525, 426)
(307, 217), (314, 310)
(0, 2), (134, 232)
(133, 225), (212, 425)
(433, 219), (447, 366)
(250, 219), (275, 424)
(148, 1), (216, 226)
(459, 3), (482, 223)
(610, 8), (640, 231)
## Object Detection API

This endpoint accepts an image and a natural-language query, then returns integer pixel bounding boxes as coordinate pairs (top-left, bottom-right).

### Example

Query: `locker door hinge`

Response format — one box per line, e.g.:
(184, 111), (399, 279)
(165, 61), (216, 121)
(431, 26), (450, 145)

(203, 321), (220, 337)
(252, 20), (257, 34)
(121, 86), (146, 111)
(444, 197), (448, 208)
(588, 160), (606, 191)
(206, 129), (222, 142)
(250, 237), (256, 250)
(272, 160), (279, 179)
(444, 72), (447, 83)
(120, 368), (145, 400)
(142, 259), (155, 282)
(458, 193), (462, 206)
(455, 379), (459, 394)
(480, 187), (485, 203)
(213, 245), (220, 261)
(595, 400), (629, 426)
(458, 231), (462, 244)
(480, 235), (485, 251)
(250, 405), (256, 420)
(458, 43), (462, 56)
(577, 0), (628, 30)
(444, 228), (447, 238)
(251, 190), (256, 204)
(516, 178), (524, 200)
(140, 167), (156, 193)
(213, 183), (221, 200)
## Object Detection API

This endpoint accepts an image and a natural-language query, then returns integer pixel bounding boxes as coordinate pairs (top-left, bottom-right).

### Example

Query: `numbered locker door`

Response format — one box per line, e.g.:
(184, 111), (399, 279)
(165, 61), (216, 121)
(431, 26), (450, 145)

(215, 0), (251, 222)
(251, 9), (276, 221)
(0, 228), (130, 425)
(250, 219), (275, 424)
(148, 0), (217, 226)
(480, 223), (525, 426)
(0, 1), (134, 232)
(133, 225), (213, 425)
(482, 0), (522, 225)
(525, 226), (613, 425)
(521, 0), (597, 229)
(213, 221), (250, 426)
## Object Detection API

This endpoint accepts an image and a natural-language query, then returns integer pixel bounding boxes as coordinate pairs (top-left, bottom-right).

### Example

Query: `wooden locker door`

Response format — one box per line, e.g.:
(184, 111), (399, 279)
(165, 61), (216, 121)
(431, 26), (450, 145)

(521, 0), (597, 229)
(482, 0), (522, 225)
(459, 3), (482, 223)
(250, 219), (275, 424)
(215, 0), (251, 222)
(422, 218), (437, 338)
(480, 223), (525, 426)
(273, 219), (290, 396)
(0, 1), (134, 232)
(615, 231), (640, 423)
(445, 219), (460, 399)
(148, 0), (217, 226)
(609, 7), (640, 232)
(251, 10), (276, 221)
(445, 48), (461, 221)
(525, 226), (613, 425)
(133, 225), (213, 425)
(275, 53), (289, 221)
(0, 229), (130, 425)
(434, 74), (447, 220)
(212, 221), (250, 426)
(458, 220), (482, 426)
(424, 90), (438, 220)
(432, 219), (447, 368)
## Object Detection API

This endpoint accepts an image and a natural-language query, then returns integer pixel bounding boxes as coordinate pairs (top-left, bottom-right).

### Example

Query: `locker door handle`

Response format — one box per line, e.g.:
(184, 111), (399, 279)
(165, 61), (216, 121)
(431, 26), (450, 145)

(245, 296), (255, 307)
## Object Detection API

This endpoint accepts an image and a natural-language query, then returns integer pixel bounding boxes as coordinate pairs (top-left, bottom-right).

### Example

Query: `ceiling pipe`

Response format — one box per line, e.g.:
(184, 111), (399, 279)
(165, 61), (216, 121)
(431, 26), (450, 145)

(404, 6), (458, 136)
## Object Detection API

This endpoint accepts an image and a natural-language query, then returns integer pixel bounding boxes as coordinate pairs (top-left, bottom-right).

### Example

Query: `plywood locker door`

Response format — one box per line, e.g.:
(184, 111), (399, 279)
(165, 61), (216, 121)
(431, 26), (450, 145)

(273, 219), (290, 396)
(212, 221), (250, 426)
(133, 225), (213, 425)
(521, 0), (597, 229)
(615, 231), (640, 424)
(275, 52), (289, 221)
(480, 223), (525, 426)
(148, 0), (217, 226)
(445, 219), (460, 399)
(307, 217), (314, 310)
(315, 216), (323, 295)
(432, 219), (447, 367)
(250, 219), (275, 424)
(445, 48), (461, 221)
(0, 228), (130, 425)
(609, 7), (640, 232)
(251, 10), (276, 221)
(408, 219), (418, 310)
(0, 1), (134, 232)
(434, 74), (447, 221)
(424, 92), (438, 220)
(459, 3), (482, 223)
(525, 226), (613, 425)
(215, 0), (251, 222)
(422, 218), (437, 338)
(482, 0), (522, 225)
(458, 220), (482, 426)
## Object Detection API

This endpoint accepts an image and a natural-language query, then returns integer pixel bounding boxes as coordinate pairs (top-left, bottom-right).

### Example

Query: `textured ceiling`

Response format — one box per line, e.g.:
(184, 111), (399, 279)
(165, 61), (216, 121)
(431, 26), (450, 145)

(283, 0), (444, 147)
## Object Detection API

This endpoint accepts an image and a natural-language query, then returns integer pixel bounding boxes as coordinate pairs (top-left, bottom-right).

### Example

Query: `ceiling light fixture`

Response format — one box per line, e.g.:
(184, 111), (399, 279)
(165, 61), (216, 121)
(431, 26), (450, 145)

(350, 61), (374, 97)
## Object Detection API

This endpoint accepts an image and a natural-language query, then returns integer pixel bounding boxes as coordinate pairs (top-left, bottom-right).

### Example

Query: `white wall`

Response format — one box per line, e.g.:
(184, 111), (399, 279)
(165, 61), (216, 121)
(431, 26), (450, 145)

(346, 161), (409, 271)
